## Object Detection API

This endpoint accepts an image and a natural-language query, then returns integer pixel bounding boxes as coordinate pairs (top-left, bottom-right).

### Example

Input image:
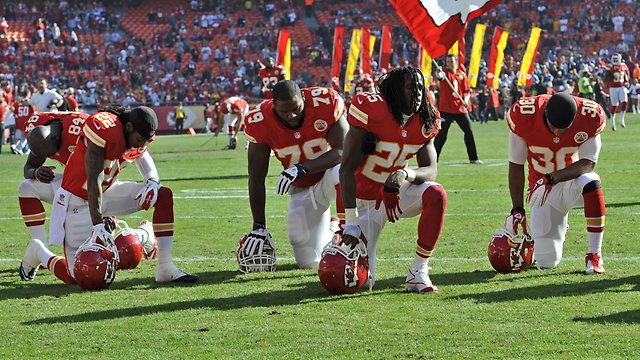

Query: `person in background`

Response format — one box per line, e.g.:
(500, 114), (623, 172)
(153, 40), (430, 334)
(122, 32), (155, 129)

(175, 101), (185, 135)
(433, 54), (483, 164)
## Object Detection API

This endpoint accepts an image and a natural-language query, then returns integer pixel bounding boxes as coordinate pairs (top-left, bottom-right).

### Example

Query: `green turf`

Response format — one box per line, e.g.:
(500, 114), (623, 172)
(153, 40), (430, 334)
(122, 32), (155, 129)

(1, 115), (638, 359)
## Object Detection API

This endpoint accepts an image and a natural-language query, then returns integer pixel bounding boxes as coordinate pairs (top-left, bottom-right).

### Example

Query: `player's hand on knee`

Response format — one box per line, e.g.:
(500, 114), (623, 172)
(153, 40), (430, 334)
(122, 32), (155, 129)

(34, 166), (56, 183)
(276, 164), (307, 195)
(375, 186), (403, 223)
(136, 179), (161, 210)
(527, 173), (555, 208)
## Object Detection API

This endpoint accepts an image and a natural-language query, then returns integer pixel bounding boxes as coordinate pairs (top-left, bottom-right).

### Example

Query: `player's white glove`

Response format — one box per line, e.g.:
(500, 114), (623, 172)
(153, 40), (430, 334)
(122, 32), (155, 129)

(90, 222), (115, 246)
(527, 173), (555, 208)
(504, 207), (529, 237)
(242, 228), (275, 257)
(136, 179), (161, 210)
(436, 71), (446, 80)
(276, 164), (307, 195)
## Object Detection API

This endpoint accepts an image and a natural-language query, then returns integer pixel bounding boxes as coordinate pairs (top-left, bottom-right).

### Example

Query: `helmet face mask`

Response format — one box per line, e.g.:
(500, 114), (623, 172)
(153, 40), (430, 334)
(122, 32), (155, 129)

(236, 233), (276, 273)
(318, 234), (369, 295)
(488, 229), (534, 273)
(611, 53), (622, 66)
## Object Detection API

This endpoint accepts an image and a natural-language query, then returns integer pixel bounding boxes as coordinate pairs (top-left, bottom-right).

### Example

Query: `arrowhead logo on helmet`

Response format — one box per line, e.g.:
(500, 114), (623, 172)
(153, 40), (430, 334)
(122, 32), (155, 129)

(318, 233), (369, 295)
(73, 237), (120, 291)
(488, 229), (534, 273)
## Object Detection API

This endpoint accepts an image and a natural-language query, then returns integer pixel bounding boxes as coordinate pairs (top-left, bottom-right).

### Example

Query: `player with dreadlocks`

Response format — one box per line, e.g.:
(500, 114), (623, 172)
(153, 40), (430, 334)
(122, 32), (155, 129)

(339, 66), (447, 293)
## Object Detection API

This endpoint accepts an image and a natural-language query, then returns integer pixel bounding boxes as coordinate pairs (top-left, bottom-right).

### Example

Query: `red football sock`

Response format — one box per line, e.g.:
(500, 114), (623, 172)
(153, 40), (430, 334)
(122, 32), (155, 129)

(416, 184), (447, 258)
(47, 256), (76, 285)
(583, 187), (605, 234)
(19, 197), (46, 228)
(153, 186), (174, 238)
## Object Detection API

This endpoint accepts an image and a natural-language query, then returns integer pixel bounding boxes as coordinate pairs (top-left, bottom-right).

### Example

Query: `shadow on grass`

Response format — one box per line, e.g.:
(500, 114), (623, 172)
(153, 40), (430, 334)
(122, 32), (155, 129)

(449, 275), (640, 303)
(605, 201), (640, 208)
(0, 269), (241, 301)
(573, 309), (640, 324)
(20, 269), (501, 325)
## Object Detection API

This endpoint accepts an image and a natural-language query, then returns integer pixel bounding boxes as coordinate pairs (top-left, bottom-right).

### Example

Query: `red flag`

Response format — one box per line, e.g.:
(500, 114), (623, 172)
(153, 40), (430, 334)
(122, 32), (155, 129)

(486, 26), (509, 89)
(379, 25), (392, 70)
(361, 26), (372, 76)
(458, 25), (467, 70)
(331, 26), (345, 82)
(390, 0), (500, 58)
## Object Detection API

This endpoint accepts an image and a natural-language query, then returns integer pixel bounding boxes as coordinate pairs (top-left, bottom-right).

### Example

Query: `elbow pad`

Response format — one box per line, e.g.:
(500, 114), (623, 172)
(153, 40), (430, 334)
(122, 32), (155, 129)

(135, 152), (160, 183)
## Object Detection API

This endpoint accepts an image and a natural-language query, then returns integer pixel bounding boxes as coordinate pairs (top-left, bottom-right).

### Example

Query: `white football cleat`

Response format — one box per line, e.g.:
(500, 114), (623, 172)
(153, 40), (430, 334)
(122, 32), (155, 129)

(620, 118), (626, 128)
(405, 265), (438, 293)
(611, 121), (617, 131)
(155, 264), (199, 283)
(19, 239), (44, 281)
(585, 252), (605, 274)
(138, 220), (157, 260)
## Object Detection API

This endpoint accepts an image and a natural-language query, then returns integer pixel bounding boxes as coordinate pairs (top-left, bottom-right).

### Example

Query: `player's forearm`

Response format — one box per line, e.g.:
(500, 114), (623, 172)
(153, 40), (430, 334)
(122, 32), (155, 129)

(248, 177), (267, 227)
(87, 184), (104, 225)
(339, 168), (357, 209)
(413, 165), (437, 183)
(508, 162), (526, 209)
(301, 149), (341, 174)
(550, 159), (595, 183)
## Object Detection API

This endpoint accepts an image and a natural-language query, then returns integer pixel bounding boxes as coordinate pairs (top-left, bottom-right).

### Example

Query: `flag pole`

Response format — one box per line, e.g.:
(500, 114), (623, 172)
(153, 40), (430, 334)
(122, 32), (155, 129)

(431, 59), (469, 110)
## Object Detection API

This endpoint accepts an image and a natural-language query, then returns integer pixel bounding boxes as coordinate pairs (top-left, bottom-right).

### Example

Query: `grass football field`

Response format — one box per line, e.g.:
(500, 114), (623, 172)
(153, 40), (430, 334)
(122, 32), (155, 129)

(1, 116), (639, 359)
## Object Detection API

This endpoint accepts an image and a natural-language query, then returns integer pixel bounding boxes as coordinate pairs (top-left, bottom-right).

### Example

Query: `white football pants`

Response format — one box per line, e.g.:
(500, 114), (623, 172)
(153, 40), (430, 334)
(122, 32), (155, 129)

(51, 181), (145, 276)
(356, 181), (441, 286)
(529, 172), (600, 269)
(287, 165), (340, 269)
(609, 86), (628, 107)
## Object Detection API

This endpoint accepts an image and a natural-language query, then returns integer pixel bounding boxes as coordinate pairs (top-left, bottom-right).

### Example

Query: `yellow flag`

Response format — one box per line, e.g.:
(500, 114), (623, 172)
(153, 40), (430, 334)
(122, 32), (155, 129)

(344, 29), (362, 93)
(517, 27), (542, 87)
(468, 24), (486, 88)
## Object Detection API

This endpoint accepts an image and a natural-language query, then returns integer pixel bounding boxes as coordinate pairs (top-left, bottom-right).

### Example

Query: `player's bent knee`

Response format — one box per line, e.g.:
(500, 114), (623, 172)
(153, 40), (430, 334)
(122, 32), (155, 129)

(422, 183), (447, 208)
(582, 179), (601, 194)
(534, 251), (562, 269)
(293, 247), (320, 269)
(156, 186), (174, 206)
(18, 180), (38, 198)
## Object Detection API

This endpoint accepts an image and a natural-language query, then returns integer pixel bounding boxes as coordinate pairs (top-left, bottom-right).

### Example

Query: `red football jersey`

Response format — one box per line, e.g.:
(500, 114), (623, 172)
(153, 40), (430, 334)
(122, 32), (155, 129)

(220, 96), (248, 115)
(258, 65), (287, 99)
(348, 93), (441, 200)
(244, 87), (345, 188)
(24, 111), (90, 165)
(62, 112), (146, 199)
(351, 76), (375, 94)
(438, 69), (470, 114)
(507, 95), (606, 191)
(12, 101), (36, 131)
(607, 63), (629, 88)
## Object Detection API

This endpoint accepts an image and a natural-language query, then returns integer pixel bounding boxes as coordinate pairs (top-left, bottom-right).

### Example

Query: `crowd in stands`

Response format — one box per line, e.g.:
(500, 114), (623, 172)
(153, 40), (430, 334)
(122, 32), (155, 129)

(0, 0), (639, 120)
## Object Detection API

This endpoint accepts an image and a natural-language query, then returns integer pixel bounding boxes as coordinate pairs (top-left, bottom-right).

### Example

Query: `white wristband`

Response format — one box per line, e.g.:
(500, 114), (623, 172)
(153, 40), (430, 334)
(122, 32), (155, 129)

(345, 208), (359, 225)
(402, 168), (416, 182)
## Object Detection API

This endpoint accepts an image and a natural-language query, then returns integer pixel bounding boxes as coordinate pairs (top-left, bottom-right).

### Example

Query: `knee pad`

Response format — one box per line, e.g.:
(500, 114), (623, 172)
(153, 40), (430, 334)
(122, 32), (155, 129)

(582, 180), (601, 194)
